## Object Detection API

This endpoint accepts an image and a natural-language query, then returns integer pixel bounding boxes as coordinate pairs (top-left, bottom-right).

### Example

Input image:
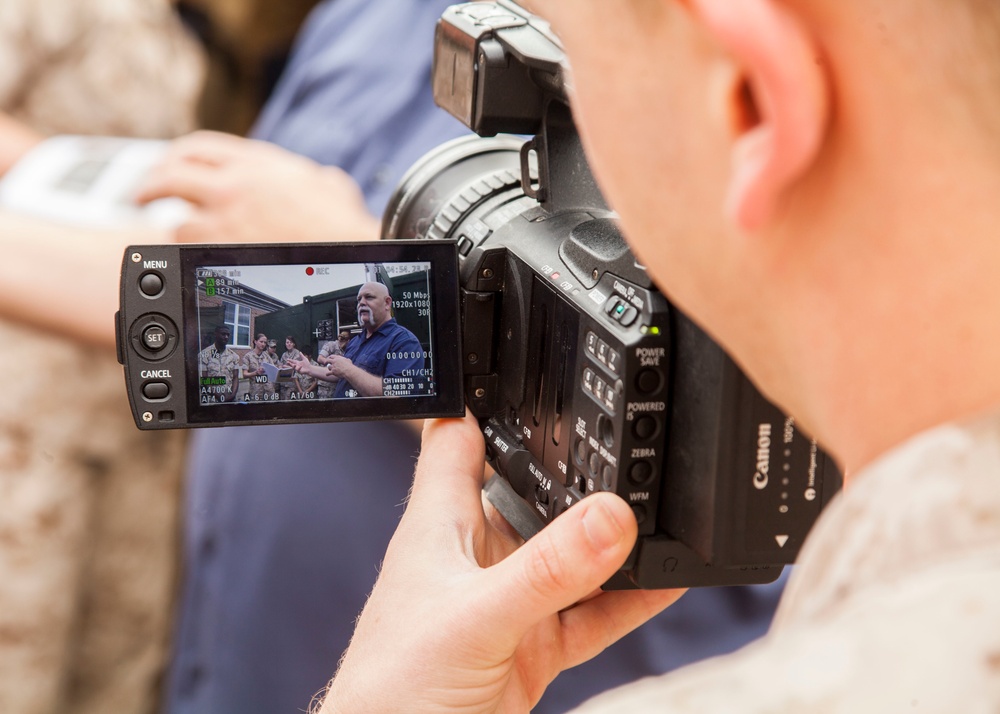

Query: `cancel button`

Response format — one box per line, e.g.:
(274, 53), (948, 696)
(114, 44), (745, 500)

(143, 382), (170, 400)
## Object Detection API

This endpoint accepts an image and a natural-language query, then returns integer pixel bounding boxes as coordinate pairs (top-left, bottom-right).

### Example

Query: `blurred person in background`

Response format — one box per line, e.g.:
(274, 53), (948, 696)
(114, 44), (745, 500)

(0, 2), (203, 713)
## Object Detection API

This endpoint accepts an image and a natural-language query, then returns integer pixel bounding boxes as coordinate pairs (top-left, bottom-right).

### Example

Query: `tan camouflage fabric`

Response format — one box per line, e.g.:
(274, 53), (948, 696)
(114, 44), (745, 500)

(241, 348), (270, 401)
(0, 2), (203, 713)
(198, 345), (241, 400)
(576, 412), (1000, 713)
(317, 341), (342, 398)
(0, 0), (203, 138)
(296, 358), (320, 397)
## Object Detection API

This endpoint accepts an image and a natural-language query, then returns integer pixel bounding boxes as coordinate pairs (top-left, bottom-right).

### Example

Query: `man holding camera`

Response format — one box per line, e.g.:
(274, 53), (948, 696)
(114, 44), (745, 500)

(312, 0), (1000, 711)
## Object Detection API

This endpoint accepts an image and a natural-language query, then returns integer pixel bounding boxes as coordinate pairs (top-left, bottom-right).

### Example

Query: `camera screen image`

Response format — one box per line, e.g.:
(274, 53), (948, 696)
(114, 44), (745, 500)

(192, 260), (437, 405)
(117, 240), (463, 429)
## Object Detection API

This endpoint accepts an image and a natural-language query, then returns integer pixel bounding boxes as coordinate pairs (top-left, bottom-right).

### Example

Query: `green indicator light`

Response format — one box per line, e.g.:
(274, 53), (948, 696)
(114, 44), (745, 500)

(615, 304), (626, 316)
(649, 326), (661, 335)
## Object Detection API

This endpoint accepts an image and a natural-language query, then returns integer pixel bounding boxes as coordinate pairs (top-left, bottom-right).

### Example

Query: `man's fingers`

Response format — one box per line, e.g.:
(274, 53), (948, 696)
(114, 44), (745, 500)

(407, 413), (487, 518)
(475, 493), (640, 649)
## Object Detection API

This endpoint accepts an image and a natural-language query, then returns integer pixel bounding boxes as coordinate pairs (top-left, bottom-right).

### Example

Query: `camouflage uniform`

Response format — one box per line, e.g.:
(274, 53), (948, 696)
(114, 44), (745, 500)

(0, 2), (203, 711)
(295, 358), (320, 399)
(316, 340), (343, 399)
(278, 348), (302, 400)
(241, 349), (270, 402)
(263, 349), (279, 398)
(198, 345), (241, 402)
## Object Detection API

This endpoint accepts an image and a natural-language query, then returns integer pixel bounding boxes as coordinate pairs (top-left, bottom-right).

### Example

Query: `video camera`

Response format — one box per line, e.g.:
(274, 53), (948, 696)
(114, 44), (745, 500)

(116, 0), (841, 589)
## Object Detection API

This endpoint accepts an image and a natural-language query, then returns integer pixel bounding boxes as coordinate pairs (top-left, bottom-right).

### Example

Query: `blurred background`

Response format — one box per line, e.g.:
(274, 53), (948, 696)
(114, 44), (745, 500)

(0, 2), (318, 712)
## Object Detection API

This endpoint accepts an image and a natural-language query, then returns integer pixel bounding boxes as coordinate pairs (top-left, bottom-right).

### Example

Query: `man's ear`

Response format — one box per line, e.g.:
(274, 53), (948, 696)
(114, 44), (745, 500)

(686, 0), (829, 232)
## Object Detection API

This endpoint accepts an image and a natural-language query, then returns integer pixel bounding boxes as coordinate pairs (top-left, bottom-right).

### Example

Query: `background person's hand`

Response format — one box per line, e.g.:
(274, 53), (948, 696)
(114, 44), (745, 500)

(136, 130), (380, 243)
(319, 413), (684, 714)
(0, 111), (44, 176)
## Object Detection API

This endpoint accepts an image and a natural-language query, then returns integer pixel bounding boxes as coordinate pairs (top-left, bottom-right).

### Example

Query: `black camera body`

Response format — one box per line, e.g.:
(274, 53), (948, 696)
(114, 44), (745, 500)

(382, 1), (841, 589)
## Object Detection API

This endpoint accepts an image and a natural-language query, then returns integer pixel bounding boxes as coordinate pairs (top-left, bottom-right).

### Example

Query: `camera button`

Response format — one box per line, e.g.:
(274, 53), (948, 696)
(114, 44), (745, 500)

(629, 460), (655, 486)
(139, 272), (163, 297)
(632, 415), (659, 441)
(582, 368), (595, 392)
(592, 376), (606, 401)
(636, 368), (663, 395)
(631, 505), (648, 526)
(585, 331), (598, 355)
(601, 464), (614, 490)
(606, 349), (621, 375)
(618, 306), (638, 326)
(142, 381), (170, 400)
(588, 451), (601, 478)
(596, 340), (609, 365)
(142, 325), (168, 352)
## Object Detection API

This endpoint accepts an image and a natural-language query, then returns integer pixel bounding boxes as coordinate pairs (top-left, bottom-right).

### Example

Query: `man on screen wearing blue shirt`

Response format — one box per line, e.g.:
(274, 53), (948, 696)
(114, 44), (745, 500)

(296, 281), (423, 398)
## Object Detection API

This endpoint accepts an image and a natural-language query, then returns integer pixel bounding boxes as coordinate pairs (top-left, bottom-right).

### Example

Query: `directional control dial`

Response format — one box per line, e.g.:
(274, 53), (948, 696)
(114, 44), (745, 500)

(130, 314), (179, 361)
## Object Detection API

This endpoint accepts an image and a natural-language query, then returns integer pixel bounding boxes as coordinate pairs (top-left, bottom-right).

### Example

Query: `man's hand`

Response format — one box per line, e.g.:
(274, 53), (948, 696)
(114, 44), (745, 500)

(326, 354), (383, 397)
(136, 131), (380, 243)
(324, 354), (354, 380)
(319, 414), (684, 714)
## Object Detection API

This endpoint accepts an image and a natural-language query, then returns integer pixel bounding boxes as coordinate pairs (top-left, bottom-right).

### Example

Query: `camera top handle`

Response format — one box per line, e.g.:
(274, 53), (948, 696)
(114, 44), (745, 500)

(432, 1), (606, 213)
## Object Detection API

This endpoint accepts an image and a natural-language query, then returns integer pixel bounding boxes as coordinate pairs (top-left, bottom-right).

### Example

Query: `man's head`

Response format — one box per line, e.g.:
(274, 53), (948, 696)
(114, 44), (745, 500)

(527, 0), (1000, 470)
(213, 325), (231, 350)
(356, 282), (392, 334)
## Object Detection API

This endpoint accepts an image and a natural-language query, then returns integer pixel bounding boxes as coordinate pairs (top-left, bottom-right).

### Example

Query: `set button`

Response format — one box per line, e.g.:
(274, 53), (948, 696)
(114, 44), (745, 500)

(142, 324), (168, 352)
